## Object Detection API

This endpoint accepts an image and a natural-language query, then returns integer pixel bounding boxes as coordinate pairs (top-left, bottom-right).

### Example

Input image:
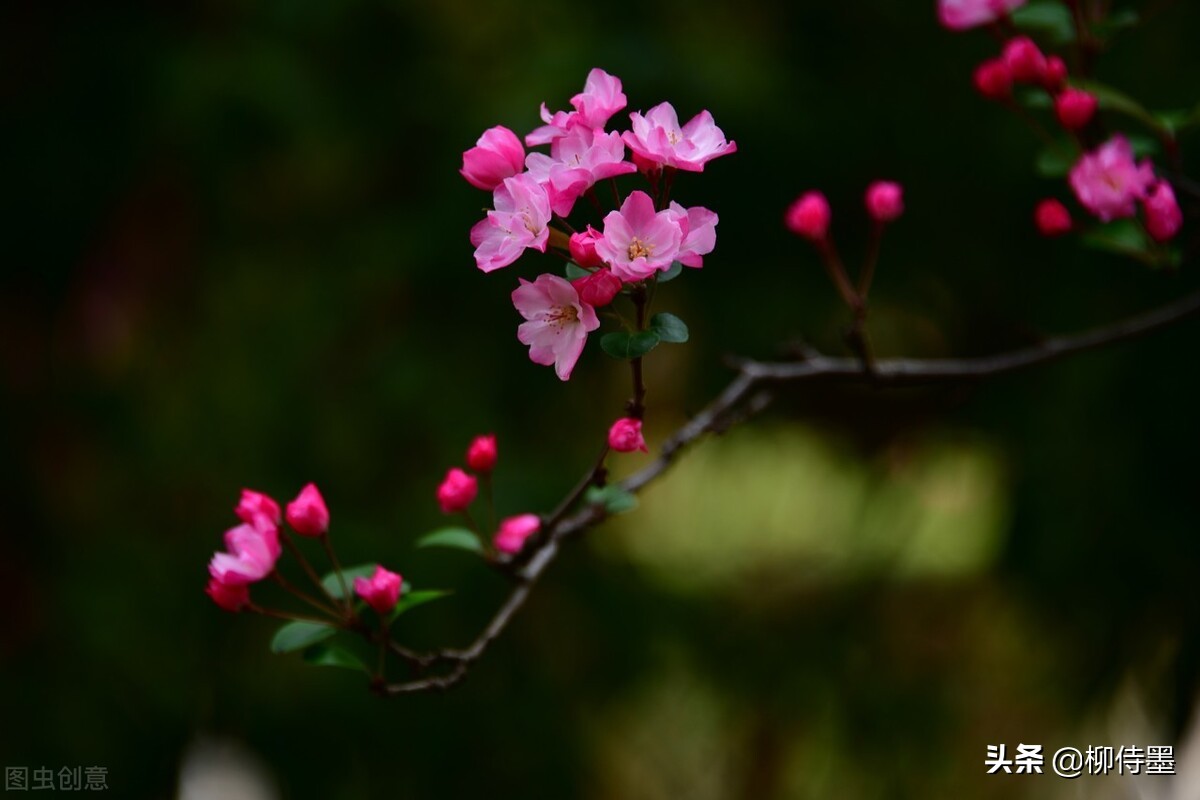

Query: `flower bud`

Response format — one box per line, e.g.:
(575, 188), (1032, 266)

(1002, 36), (1047, 83)
(1034, 199), (1072, 237)
(864, 181), (904, 223)
(285, 482), (330, 537)
(1042, 56), (1068, 91)
(785, 191), (831, 241)
(493, 513), (540, 555)
(205, 577), (249, 612)
(608, 417), (648, 453)
(571, 268), (623, 307)
(436, 467), (478, 514)
(973, 58), (1012, 100)
(568, 227), (604, 268)
(1142, 181), (1183, 243)
(466, 434), (498, 473)
(353, 565), (403, 614)
(1054, 88), (1097, 131)
(235, 489), (281, 529)
(460, 126), (525, 191)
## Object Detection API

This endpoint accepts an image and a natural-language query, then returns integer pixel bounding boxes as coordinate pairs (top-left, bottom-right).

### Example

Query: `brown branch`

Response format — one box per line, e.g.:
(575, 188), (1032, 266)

(379, 288), (1200, 695)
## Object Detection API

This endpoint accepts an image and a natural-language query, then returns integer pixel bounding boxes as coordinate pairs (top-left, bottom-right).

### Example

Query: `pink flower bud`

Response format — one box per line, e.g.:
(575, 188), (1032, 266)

(466, 434), (498, 473)
(568, 227), (604, 268)
(1002, 36), (1047, 83)
(285, 482), (330, 537)
(865, 181), (904, 223)
(973, 58), (1012, 100)
(1042, 56), (1068, 91)
(1055, 88), (1097, 131)
(571, 268), (623, 308)
(235, 489), (281, 529)
(785, 191), (831, 241)
(493, 513), (540, 555)
(1142, 181), (1183, 243)
(608, 417), (648, 453)
(353, 565), (403, 614)
(460, 126), (526, 191)
(205, 577), (249, 612)
(436, 467), (478, 514)
(1034, 199), (1072, 237)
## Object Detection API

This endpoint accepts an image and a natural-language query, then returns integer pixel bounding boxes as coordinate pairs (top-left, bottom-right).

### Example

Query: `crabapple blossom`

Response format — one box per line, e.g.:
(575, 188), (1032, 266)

(1002, 36), (1047, 83)
(460, 126), (526, 191)
(608, 417), (648, 453)
(938, 0), (1026, 31)
(524, 127), (636, 216)
(623, 102), (737, 172)
(1042, 56), (1068, 91)
(595, 191), (683, 281)
(437, 468), (478, 514)
(1142, 181), (1183, 242)
(973, 58), (1012, 100)
(526, 68), (627, 146)
(512, 273), (600, 380)
(667, 202), (719, 268)
(208, 521), (281, 586)
(865, 181), (904, 223)
(470, 174), (552, 272)
(206, 578), (250, 612)
(493, 513), (541, 555)
(571, 268), (623, 307)
(785, 191), (831, 241)
(1055, 88), (1097, 131)
(285, 483), (330, 537)
(235, 489), (281, 530)
(353, 565), (403, 614)
(1069, 136), (1156, 222)
(569, 227), (604, 268)
(466, 434), (498, 473)
(1034, 199), (1072, 236)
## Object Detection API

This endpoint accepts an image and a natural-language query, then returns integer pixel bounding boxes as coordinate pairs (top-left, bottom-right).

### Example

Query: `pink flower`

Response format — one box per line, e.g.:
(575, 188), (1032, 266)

(466, 434), (498, 473)
(571, 268), (623, 307)
(595, 191), (684, 281)
(353, 565), (403, 614)
(460, 126), (526, 191)
(973, 58), (1012, 100)
(205, 577), (249, 612)
(623, 102), (737, 172)
(469, 174), (552, 272)
(865, 181), (904, 223)
(285, 482), (330, 537)
(437, 467), (478, 514)
(235, 489), (281, 530)
(1002, 36), (1047, 83)
(1055, 88), (1097, 131)
(569, 226), (604, 268)
(1069, 136), (1156, 222)
(1034, 199), (1072, 236)
(208, 521), (281, 586)
(524, 127), (636, 216)
(1042, 56), (1068, 91)
(512, 274), (600, 381)
(667, 202), (719, 268)
(526, 68), (627, 146)
(785, 191), (831, 241)
(493, 513), (540, 555)
(608, 417), (648, 453)
(1143, 181), (1182, 243)
(938, 0), (1026, 31)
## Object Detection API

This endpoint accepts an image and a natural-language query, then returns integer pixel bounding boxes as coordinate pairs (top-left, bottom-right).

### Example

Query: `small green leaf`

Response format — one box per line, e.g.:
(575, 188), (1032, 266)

(1035, 147), (1075, 178)
(656, 261), (684, 284)
(392, 589), (453, 621)
(600, 330), (660, 359)
(1076, 80), (1167, 135)
(585, 485), (639, 514)
(1127, 134), (1161, 160)
(303, 643), (368, 673)
(416, 527), (484, 554)
(649, 312), (689, 344)
(1092, 9), (1139, 40)
(271, 621), (336, 654)
(1080, 219), (1149, 261)
(322, 563), (378, 600)
(1017, 88), (1052, 110)
(564, 263), (590, 280)
(1011, 2), (1075, 44)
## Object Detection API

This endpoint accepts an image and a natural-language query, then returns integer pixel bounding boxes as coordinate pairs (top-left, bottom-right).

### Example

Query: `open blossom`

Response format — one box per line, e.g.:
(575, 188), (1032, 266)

(469, 174), (552, 272)
(235, 489), (281, 530)
(466, 434), (498, 472)
(208, 521), (280, 586)
(206, 578), (249, 612)
(865, 181), (904, 223)
(512, 274), (600, 380)
(595, 191), (683, 281)
(608, 417), (648, 453)
(524, 127), (636, 216)
(353, 565), (403, 614)
(460, 126), (525, 191)
(1069, 136), (1156, 222)
(493, 513), (540, 555)
(667, 202), (719, 268)
(938, 0), (1026, 30)
(437, 468), (478, 514)
(623, 102), (737, 172)
(1142, 181), (1182, 242)
(526, 68), (627, 146)
(285, 482), (329, 537)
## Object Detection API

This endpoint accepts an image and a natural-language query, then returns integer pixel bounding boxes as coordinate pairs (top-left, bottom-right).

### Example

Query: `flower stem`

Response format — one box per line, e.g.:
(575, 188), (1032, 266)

(319, 532), (350, 614)
(271, 570), (342, 619)
(278, 528), (344, 616)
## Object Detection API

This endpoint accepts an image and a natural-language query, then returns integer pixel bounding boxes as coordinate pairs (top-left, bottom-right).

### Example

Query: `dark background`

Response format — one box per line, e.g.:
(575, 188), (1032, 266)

(3, 0), (1200, 797)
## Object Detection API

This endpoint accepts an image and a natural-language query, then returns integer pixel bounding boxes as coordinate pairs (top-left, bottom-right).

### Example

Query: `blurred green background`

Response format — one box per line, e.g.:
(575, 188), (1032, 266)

(4, 0), (1200, 797)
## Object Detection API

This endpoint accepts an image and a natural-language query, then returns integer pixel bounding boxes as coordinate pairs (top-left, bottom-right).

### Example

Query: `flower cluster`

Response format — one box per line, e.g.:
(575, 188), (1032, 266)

(436, 433), (541, 555)
(462, 69), (735, 380)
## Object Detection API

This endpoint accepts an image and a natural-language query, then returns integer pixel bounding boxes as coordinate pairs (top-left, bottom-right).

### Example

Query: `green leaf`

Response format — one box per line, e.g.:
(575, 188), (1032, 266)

(303, 643), (368, 673)
(1092, 9), (1139, 40)
(321, 563), (378, 600)
(1017, 88), (1052, 110)
(649, 312), (689, 344)
(392, 589), (453, 620)
(1035, 147), (1075, 178)
(564, 263), (590, 280)
(416, 527), (484, 554)
(656, 261), (684, 284)
(1011, 2), (1075, 44)
(270, 621), (336, 654)
(600, 330), (660, 359)
(1080, 219), (1149, 261)
(1076, 80), (1166, 134)
(585, 485), (639, 514)
(1127, 134), (1161, 160)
